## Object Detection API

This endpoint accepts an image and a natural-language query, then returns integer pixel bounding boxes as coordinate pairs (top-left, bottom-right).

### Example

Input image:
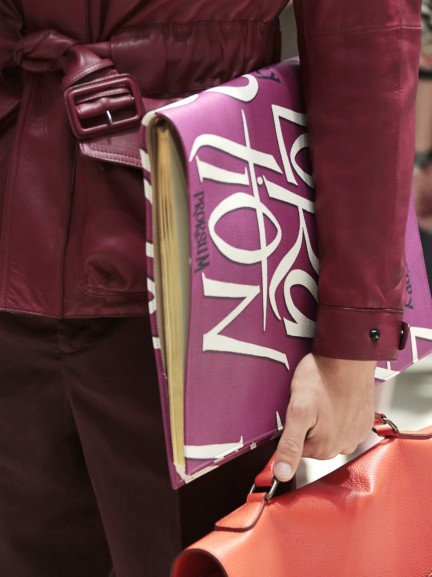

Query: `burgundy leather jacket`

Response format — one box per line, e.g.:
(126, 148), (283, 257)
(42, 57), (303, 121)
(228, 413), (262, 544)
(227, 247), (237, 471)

(0, 0), (422, 360)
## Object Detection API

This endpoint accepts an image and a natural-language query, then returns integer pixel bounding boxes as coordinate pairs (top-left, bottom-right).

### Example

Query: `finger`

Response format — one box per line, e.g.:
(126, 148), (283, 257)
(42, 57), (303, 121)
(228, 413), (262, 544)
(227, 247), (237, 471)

(273, 406), (312, 482)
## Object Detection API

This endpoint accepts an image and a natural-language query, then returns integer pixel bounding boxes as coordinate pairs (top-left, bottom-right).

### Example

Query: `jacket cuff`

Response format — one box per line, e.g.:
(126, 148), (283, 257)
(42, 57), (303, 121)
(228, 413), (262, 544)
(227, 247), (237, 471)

(312, 304), (409, 361)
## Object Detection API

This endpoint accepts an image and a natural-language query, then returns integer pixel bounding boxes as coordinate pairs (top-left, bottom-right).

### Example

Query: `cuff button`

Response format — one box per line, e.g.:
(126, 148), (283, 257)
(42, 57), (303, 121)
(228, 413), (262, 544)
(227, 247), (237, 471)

(369, 328), (380, 342)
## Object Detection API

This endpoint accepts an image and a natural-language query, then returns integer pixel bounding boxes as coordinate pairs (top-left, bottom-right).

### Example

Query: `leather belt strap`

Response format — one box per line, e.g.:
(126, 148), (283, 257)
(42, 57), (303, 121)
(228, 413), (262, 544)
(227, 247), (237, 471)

(1, 22), (278, 164)
(8, 29), (144, 139)
(13, 29), (112, 83)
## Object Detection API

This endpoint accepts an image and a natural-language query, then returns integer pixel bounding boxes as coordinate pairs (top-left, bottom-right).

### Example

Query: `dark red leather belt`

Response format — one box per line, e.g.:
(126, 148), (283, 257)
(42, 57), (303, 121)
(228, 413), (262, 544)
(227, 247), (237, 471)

(12, 29), (144, 139)
(1, 21), (279, 167)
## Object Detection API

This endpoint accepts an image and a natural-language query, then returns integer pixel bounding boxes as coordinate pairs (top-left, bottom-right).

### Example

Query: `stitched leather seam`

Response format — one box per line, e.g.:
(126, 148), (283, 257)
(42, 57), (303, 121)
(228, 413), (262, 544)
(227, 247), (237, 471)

(318, 304), (403, 314)
(89, 146), (139, 159)
(0, 77), (34, 309)
(389, 2), (403, 307)
(304, 24), (421, 37)
(73, 167), (147, 297)
(86, 145), (141, 166)
(81, 149), (141, 168)
(66, 60), (109, 88)
(115, 20), (272, 35)
(59, 142), (77, 317)
(0, 304), (148, 318)
(75, 261), (148, 297)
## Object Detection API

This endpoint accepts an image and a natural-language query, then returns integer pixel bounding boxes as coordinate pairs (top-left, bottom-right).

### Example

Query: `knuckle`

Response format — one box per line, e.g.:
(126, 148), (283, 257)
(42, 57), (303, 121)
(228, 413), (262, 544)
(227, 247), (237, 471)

(323, 438), (342, 459)
(279, 436), (302, 457)
(305, 439), (340, 460)
(288, 399), (314, 421)
(316, 449), (339, 460)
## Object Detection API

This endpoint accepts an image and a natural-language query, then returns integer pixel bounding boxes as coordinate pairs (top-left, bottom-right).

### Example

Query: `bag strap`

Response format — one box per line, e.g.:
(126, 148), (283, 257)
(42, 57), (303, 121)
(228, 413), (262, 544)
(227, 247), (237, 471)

(373, 412), (432, 439)
(251, 413), (432, 497)
(250, 457), (278, 501)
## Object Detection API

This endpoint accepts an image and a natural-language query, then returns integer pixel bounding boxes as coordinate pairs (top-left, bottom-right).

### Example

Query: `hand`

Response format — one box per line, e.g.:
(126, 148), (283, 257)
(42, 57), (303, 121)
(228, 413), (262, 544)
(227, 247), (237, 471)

(273, 353), (376, 482)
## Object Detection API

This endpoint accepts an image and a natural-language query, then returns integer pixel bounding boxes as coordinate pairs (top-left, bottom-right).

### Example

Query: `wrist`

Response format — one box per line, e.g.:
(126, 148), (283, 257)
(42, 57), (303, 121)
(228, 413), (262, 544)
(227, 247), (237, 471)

(313, 354), (377, 386)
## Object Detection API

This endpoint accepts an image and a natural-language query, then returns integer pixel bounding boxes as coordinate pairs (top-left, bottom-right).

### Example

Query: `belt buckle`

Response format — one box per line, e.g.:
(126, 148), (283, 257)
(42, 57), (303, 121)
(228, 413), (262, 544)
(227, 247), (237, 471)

(64, 73), (144, 138)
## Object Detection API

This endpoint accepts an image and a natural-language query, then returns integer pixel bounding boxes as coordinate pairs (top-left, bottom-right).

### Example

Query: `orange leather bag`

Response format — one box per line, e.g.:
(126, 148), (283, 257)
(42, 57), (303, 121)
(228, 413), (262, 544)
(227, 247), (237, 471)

(171, 414), (432, 577)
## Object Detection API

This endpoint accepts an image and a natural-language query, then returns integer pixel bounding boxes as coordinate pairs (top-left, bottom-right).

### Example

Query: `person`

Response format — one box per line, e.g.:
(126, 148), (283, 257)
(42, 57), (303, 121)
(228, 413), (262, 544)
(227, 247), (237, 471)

(0, 1), (421, 576)
(410, 1), (432, 317)
(413, 0), (432, 237)
(272, 0), (420, 482)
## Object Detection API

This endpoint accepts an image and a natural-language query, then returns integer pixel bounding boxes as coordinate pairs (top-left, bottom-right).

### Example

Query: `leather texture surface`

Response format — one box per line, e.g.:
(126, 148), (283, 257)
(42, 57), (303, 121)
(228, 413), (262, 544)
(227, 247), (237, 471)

(172, 423), (432, 577)
(0, 1), (284, 318)
(0, 0), (422, 360)
(293, 0), (422, 359)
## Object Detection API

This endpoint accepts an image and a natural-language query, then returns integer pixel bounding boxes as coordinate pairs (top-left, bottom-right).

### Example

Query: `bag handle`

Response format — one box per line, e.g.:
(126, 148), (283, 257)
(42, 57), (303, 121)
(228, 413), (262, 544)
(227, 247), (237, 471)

(251, 412), (432, 499)
(373, 412), (432, 439)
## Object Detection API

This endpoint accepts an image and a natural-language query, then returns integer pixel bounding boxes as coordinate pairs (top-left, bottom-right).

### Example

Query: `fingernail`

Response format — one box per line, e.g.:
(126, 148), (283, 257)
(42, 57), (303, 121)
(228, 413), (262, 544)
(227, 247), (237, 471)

(273, 462), (293, 482)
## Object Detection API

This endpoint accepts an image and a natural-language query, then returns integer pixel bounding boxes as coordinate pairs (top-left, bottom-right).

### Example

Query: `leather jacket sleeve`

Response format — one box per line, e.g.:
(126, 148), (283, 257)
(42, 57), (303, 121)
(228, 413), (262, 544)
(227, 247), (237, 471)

(293, 0), (422, 360)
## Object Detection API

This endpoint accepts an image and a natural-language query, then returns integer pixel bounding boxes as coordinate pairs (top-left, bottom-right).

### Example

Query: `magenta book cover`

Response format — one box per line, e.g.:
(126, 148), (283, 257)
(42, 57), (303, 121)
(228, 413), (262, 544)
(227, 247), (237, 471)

(140, 59), (432, 489)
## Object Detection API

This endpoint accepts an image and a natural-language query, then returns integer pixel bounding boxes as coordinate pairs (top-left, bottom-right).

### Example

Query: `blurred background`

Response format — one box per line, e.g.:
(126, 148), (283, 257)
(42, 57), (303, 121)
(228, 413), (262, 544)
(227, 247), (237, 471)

(278, 2), (432, 483)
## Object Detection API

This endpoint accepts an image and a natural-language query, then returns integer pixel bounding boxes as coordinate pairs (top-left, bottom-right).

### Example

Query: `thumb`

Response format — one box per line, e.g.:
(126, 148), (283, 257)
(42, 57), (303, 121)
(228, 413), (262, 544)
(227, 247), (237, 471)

(273, 409), (310, 482)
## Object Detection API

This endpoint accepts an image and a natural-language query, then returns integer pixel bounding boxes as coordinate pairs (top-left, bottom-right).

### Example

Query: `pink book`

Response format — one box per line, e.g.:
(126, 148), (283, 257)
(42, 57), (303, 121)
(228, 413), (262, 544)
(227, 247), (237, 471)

(140, 59), (432, 489)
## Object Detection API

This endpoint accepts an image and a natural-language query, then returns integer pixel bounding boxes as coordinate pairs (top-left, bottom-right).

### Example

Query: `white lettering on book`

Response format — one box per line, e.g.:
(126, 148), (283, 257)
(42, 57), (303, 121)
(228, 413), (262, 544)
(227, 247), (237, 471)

(143, 176), (152, 204)
(142, 74), (258, 127)
(147, 277), (156, 315)
(266, 178), (318, 338)
(202, 275), (289, 368)
(188, 95), (318, 368)
(184, 436), (244, 460)
(207, 74), (259, 102)
(146, 242), (154, 258)
(139, 149), (151, 172)
(272, 105), (313, 188)
(276, 412), (283, 431)
(193, 191), (210, 273)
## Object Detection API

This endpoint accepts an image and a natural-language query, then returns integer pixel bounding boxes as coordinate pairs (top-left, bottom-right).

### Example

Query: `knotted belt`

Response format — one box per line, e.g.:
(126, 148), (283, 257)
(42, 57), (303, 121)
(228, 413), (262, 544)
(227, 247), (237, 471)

(3, 28), (143, 138)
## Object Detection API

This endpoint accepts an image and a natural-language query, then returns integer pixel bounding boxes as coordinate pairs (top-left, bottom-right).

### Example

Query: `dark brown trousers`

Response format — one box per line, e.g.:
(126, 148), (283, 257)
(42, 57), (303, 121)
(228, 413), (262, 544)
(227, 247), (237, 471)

(0, 313), (276, 577)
